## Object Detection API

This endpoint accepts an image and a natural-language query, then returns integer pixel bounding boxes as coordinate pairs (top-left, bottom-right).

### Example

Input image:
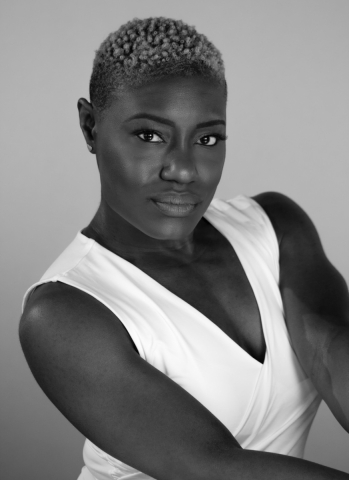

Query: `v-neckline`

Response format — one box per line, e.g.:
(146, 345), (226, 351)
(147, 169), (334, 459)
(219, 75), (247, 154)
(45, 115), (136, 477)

(202, 206), (267, 367)
(79, 202), (267, 368)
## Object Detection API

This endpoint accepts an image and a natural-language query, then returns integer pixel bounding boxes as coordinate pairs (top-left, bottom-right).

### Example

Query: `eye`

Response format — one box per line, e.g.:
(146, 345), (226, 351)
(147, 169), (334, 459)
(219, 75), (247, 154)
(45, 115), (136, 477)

(196, 135), (226, 146)
(137, 131), (164, 143)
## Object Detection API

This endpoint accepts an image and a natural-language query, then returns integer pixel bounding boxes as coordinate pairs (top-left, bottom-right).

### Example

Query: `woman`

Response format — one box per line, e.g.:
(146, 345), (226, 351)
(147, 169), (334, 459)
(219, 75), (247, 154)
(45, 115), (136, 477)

(19, 17), (349, 480)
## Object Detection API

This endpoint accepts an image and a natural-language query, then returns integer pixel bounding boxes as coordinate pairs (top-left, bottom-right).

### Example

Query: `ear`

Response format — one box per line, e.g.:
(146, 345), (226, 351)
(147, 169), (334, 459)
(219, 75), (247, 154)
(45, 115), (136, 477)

(77, 98), (97, 153)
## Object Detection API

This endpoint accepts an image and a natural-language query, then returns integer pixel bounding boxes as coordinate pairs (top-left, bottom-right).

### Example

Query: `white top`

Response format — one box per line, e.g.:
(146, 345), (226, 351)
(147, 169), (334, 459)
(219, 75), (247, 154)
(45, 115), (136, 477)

(23, 195), (321, 480)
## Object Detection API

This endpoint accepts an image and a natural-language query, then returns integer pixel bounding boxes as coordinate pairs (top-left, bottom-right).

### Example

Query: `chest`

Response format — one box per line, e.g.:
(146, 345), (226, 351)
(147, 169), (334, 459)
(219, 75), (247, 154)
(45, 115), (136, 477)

(140, 235), (266, 364)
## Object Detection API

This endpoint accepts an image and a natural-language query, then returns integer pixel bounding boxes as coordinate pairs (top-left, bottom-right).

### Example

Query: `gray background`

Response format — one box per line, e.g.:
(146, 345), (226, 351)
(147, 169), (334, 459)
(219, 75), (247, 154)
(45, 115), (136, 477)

(1, 0), (349, 478)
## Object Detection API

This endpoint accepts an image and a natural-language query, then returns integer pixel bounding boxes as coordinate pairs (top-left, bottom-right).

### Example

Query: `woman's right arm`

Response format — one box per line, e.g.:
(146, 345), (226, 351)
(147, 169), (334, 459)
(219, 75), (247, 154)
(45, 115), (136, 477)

(19, 281), (349, 480)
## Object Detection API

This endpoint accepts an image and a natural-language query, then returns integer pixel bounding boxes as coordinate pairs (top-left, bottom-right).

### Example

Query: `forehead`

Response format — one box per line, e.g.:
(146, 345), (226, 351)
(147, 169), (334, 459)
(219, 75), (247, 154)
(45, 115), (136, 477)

(103, 76), (227, 124)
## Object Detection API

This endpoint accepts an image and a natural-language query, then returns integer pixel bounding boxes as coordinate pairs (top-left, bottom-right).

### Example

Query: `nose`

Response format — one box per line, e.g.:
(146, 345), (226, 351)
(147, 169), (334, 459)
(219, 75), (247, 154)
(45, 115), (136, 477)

(160, 145), (198, 184)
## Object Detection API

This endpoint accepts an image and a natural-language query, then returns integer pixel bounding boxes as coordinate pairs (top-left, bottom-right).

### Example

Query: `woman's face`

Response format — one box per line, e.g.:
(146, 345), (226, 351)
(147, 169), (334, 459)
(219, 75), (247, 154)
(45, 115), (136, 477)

(91, 75), (227, 243)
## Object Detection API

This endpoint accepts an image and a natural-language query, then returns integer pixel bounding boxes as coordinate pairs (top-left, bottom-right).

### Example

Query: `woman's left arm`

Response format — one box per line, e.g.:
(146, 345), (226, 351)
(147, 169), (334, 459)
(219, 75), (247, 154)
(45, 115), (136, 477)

(254, 191), (349, 433)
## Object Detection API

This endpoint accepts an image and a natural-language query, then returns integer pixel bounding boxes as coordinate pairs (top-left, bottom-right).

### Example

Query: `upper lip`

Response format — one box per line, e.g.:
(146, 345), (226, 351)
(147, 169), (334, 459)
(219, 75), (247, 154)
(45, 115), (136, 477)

(151, 192), (201, 205)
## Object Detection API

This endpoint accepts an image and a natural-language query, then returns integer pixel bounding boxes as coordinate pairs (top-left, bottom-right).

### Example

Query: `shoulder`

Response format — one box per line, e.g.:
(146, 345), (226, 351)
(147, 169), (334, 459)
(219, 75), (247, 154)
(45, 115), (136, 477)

(252, 191), (349, 325)
(20, 281), (111, 334)
(19, 281), (138, 363)
(251, 192), (344, 311)
(251, 191), (332, 288)
(251, 191), (318, 248)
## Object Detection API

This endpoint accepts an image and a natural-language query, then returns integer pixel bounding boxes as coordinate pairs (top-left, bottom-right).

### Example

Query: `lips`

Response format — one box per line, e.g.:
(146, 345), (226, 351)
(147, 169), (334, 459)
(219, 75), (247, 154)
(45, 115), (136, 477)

(150, 192), (201, 205)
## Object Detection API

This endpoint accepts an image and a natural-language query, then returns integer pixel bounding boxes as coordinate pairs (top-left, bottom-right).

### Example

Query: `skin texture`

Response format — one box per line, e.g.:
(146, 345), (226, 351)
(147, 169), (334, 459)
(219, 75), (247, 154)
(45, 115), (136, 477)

(19, 76), (349, 479)
(80, 75), (227, 260)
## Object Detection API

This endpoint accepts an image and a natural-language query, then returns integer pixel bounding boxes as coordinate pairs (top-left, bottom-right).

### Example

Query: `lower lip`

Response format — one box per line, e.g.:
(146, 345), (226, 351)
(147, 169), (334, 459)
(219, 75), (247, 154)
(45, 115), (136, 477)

(151, 200), (198, 217)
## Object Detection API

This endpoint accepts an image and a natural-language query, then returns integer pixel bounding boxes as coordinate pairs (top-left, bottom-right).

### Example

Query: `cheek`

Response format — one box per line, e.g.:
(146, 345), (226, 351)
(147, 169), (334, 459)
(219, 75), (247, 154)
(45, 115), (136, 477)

(100, 132), (162, 180)
(98, 149), (156, 206)
(195, 146), (226, 184)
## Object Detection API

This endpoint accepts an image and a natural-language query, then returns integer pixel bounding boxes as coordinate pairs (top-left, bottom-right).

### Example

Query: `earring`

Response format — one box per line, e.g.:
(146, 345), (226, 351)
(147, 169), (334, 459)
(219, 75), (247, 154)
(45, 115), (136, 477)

(87, 144), (93, 152)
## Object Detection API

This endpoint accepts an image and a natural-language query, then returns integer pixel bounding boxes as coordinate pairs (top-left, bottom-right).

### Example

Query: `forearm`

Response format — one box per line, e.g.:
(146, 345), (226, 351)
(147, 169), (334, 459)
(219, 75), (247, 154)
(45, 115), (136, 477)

(318, 325), (349, 432)
(229, 449), (349, 479)
(295, 311), (349, 432)
(188, 448), (349, 480)
(281, 287), (349, 433)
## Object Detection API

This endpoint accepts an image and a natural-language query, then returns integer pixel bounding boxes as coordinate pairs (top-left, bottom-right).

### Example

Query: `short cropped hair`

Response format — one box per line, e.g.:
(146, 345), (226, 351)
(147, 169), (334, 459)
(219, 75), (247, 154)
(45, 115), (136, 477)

(90, 17), (226, 113)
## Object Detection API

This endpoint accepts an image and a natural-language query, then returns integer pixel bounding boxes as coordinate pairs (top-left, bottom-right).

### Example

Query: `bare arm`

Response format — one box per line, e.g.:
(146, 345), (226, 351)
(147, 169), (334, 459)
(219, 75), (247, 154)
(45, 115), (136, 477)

(19, 281), (349, 480)
(254, 192), (349, 433)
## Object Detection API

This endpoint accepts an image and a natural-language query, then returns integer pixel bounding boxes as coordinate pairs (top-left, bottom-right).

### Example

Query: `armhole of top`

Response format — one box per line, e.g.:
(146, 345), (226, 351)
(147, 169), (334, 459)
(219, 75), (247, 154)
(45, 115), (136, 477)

(22, 234), (95, 313)
(22, 277), (60, 313)
(22, 236), (146, 361)
(23, 277), (144, 360)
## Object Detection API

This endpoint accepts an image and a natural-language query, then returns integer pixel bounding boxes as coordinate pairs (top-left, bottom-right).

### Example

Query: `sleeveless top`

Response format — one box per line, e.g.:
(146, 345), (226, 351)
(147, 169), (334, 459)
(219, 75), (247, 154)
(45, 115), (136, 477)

(22, 195), (321, 480)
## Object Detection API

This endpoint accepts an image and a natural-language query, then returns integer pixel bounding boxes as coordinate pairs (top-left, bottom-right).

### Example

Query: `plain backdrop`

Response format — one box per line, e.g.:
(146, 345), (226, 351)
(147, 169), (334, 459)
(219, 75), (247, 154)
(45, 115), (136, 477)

(1, 0), (348, 478)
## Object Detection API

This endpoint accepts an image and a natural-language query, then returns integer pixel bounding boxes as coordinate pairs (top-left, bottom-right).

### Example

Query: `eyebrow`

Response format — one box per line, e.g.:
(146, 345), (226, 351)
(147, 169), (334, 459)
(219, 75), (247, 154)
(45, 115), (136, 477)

(126, 113), (226, 129)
